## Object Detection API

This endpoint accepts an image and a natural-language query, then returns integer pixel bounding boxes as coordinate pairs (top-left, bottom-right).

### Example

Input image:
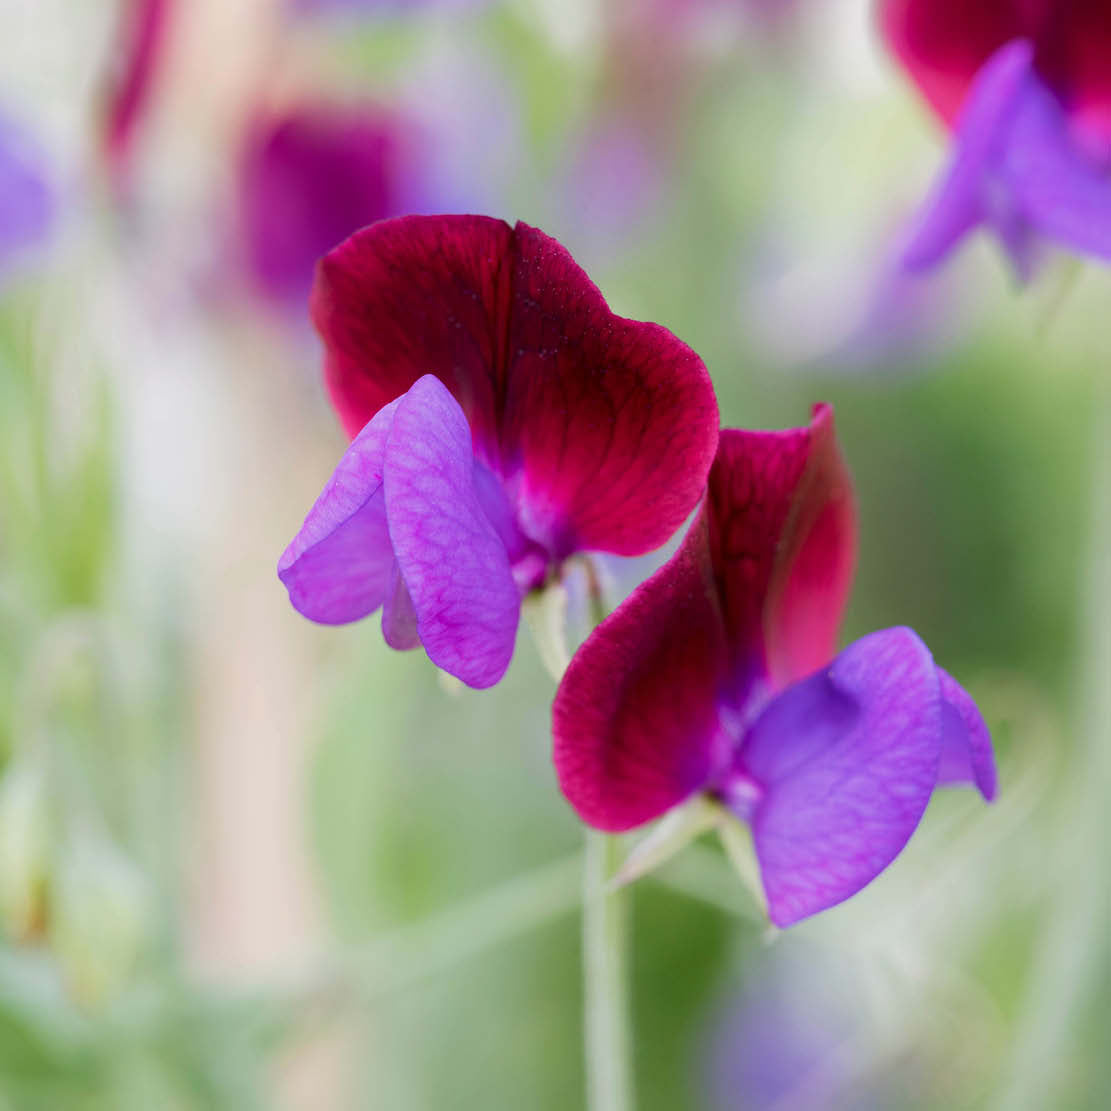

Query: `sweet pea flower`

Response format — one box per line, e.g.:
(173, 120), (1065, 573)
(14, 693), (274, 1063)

(880, 1), (1111, 276)
(553, 407), (996, 927)
(279, 215), (719, 688)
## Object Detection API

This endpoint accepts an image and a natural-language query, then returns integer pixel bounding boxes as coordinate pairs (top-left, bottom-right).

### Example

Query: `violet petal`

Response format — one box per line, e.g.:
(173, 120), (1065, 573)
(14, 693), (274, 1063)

(383, 375), (519, 689)
(278, 397), (403, 624)
(936, 668), (997, 800)
(739, 627), (943, 927)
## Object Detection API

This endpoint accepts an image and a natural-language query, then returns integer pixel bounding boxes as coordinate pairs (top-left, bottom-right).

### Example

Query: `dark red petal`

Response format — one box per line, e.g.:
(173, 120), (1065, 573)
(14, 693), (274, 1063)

(500, 223), (719, 557)
(707, 406), (856, 692)
(313, 214), (513, 445)
(1036, 1), (1111, 154)
(312, 216), (718, 556)
(879, 0), (1031, 124)
(552, 513), (732, 832)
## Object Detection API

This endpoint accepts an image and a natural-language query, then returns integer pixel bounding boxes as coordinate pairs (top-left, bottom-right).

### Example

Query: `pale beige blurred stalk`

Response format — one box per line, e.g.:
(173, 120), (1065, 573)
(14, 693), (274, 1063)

(114, 0), (361, 1106)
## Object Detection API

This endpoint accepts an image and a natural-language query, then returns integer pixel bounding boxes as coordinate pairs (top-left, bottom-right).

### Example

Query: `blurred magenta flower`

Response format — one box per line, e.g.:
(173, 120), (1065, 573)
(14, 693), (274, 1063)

(0, 113), (55, 273)
(238, 101), (414, 308)
(553, 408), (996, 927)
(881, 1), (1111, 275)
(101, 0), (173, 187)
(279, 215), (719, 688)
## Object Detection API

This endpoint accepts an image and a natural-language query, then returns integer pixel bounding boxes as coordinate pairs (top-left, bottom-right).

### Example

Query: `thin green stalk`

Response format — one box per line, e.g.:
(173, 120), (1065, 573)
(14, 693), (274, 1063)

(997, 371), (1111, 1110)
(583, 831), (633, 1111)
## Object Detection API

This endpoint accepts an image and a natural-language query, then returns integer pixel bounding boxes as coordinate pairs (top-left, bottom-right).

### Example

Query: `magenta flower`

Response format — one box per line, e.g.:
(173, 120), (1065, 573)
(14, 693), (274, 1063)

(553, 408), (996, 927)
(278, 215), (719, 688)
(881, 1), (1111, 276)
(237, 102), (414, 309)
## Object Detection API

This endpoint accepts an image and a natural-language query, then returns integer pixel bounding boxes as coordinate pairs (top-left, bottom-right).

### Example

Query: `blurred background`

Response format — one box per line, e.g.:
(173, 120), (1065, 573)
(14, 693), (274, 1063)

(0, 0), (1108, 1107)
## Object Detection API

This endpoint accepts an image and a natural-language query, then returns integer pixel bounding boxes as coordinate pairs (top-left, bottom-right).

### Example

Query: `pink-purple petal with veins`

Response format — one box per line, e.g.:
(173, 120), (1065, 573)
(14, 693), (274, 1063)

(383, 375), (519, 689)
(739, 627), (943, 927)
(937, 668), (997, 800)
(278, 398), (402, 624)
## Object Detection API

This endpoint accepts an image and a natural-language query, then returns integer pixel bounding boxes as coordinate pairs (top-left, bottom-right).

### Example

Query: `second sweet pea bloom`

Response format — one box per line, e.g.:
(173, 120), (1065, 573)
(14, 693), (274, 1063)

(880, 1), (1111, 276)
(280, 215), (719, 688)
(554, 408), (995, 927)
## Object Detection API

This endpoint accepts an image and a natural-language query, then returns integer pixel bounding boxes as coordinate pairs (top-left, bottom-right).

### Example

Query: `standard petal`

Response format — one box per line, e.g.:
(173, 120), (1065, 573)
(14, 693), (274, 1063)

(553, 513), (733, 832)
(738, 628), (943, 928)
(706, 409), (855, 694)
(383, 375), (519, 688)
(936, 668), (997, 800)
(503, 222), (719, 558)
(278, 398), (402, 624)
(312, 214), (513, 443)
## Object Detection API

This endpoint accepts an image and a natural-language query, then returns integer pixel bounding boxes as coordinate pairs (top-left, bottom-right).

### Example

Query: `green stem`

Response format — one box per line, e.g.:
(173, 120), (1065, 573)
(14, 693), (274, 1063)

(583, 831), (633, 1111)
(997, 371), (1111, 1110)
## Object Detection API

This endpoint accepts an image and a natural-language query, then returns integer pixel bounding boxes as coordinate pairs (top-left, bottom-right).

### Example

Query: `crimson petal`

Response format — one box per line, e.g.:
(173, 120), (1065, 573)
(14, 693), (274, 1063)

(552, 513), (732, 832)
(707, 407), (856, 692)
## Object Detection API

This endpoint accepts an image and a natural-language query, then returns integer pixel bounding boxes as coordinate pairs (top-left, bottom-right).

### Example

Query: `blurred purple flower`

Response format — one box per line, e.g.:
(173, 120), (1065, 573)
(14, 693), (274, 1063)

(705, 951), (879, 1111)
(899, 40), (1111, 279)
(237, 50), (517, 315)
(562, 118), (664, 253)
(0, 114), (55, 274)
(882, 1), (1111, 276)
(237, 101), (414, 308)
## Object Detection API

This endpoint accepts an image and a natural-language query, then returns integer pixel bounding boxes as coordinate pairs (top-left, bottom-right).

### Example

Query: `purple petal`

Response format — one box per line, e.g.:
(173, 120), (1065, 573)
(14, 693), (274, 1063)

(383, 375), (519, 688)
(0, 114), (54, 267)
(936, 668), (997, 800)
(278, 398), (403, 624)
(737, 627), (943, 927)
(1001, 71), (1111, 261)
(901, 39), (1035, 272)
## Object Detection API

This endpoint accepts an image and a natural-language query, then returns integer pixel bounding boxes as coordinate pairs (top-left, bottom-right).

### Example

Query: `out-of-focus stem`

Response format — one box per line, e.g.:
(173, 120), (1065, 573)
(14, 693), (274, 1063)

(997, 370), (1111, 1110)
(583, 831), (633, 1111)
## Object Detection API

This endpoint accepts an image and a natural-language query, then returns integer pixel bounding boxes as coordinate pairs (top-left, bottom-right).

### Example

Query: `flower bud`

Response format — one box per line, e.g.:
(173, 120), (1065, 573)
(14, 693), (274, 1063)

(0, 757), (53, 942)
(52, 832), (151, 1009)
